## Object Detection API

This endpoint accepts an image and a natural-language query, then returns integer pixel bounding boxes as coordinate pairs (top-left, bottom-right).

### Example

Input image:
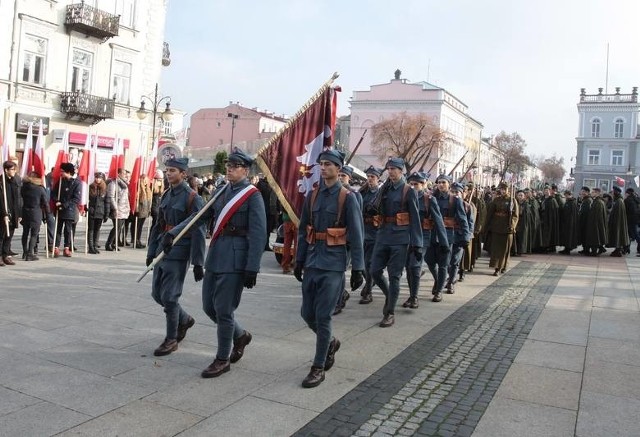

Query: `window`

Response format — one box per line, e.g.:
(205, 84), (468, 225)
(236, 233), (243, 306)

(21, 35), (47, 85)
(587, 149), (600, 165)
(162, 120), (172, 135)
(111, 60), (131, 103)
(583, 178), (596, 188)
(599, 179), (610, 192)
(614, 118), (624, 138)
(611, 150), (624, 166)
(591, 119), (601, 138)
(116, 0), (135, 28)
(71, 49), (93, 93)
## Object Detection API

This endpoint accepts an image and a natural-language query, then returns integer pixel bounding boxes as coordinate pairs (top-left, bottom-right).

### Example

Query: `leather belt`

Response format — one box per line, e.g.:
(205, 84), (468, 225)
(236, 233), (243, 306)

(383, 216), (397, 223)
(221, 226), (248, 237)
(314, 232), (327, 241)
(364, 217), (375, 224)
(422, 218), (434, 230)
(443, 217), (458, 229)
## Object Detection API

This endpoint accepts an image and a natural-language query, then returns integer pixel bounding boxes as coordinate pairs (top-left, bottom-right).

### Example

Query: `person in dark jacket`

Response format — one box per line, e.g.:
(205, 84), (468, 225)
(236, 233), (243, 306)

(607, 186), (629, 257)
(577, 187), (593, 254)
(559, 190), (579, 254)
(20, 172), (49, 260)
(539, 186), (560, 253)
(52, 163), (81, 257)
(150, 169), (164, 233)
(87, 172), (110, 254)
(623, 188), (640, 254)
(0, 161), (23, 266)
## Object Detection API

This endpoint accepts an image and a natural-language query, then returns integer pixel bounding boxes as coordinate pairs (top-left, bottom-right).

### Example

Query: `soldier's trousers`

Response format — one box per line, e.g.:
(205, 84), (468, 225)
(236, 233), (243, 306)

(405, 251), (421, 299)
(447, 244), (465, 285)
(362, 239), (376, 295)
(425, 244), (452, 294)
(371, 243), (409, 315)
(202, 271), (246, 361)
(301, 268), (344, 368)
(151, 258), (191, 340)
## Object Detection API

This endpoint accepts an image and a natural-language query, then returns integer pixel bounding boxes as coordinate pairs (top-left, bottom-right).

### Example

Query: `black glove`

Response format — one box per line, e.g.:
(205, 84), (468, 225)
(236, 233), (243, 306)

(350, 270), (364, 290)
(103, 217), (108, 223)
(439, 244), (450, 254)
(161, 233), (174, 254)
(411, 246), (423, 262)
(294, 262), (304, 282)
(243, 271), (257, 288)
(193, 265), (204, 282)
(146, 257), (153, 267)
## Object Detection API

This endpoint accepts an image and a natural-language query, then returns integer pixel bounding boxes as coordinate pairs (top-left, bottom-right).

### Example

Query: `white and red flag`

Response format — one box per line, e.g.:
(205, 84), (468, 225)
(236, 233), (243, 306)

(146, 133), (158, 180)
(33, 120), (47, 183)
(52, 130), (70, 188)
(108, 136), (124, 180)
(77, 132), (96, 213)
(128, 140), (144, 214)
(19, 123), (34, 178)
(256, 77), (340, 223)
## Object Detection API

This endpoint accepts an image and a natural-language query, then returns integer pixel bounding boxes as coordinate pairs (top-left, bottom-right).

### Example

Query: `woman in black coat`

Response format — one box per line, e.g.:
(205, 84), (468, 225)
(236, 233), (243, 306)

(20, 172), (50, 260)
(87, 172), (110, 254)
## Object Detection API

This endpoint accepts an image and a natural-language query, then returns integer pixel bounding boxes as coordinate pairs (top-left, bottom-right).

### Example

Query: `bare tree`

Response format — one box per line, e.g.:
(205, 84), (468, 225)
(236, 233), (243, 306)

(370, 112), (448, 173)
(538, 154), (566, 183)
(493, 131), (530, 180)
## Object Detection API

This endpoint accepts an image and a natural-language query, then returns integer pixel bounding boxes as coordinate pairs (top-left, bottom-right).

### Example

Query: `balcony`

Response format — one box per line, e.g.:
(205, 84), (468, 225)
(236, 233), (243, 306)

(65, 2), (119, 40)
(60, 91), (115, 123)
(579, 87), (638, 104)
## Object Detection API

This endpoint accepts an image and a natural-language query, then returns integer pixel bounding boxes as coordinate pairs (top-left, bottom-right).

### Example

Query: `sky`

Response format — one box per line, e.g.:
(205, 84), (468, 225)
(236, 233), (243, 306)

(161, 0), (640, 172)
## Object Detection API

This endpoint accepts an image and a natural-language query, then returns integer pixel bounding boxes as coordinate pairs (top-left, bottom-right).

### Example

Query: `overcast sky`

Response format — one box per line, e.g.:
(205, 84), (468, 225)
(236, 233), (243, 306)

(161, 0), (640, 171)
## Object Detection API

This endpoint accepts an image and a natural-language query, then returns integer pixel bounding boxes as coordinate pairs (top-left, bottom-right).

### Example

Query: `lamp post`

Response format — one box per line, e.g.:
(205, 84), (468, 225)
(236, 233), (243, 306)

(227, 112), (238, 153)
(136, 83), (173, 154)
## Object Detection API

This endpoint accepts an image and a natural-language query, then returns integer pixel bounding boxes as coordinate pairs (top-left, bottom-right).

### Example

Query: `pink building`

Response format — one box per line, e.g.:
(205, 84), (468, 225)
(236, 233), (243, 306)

(188, 103), (287, 158)
(348, 71), (483, 179)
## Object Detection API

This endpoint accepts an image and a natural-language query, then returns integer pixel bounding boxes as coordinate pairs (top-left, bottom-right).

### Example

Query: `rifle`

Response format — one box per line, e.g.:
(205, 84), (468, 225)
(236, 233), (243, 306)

(344, 129), (367, 166)
(448, 151), (469, 177)
(427, 157), (440, 175)
(366, 178), (392, 217)
(399, 124), (425, 163)
(458, 157), (477, 182)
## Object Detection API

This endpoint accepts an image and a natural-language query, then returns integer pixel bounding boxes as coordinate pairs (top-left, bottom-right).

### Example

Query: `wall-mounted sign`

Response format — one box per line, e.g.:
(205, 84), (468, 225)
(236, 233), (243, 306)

(15, 114), (50, 135)
(68, 132), (130, 149)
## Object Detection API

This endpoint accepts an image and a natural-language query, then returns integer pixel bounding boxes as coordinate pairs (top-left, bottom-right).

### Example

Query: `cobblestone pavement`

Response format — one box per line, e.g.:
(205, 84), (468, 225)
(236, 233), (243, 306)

(294, 262), (564, 437)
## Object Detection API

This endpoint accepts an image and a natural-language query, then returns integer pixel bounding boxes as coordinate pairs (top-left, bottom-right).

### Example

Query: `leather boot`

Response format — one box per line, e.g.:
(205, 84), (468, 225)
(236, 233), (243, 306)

(324, 337), (340, 371)
(379, 313), (395, 328)
(3, 257), (15, 265)
(201, 358), (230, 378)
(301, 366), (325, 388)
(176, 316), (195, 343)
(229, 330), (252, 363)
(88, 235), (98, 254)
(153, 338), (178, 356)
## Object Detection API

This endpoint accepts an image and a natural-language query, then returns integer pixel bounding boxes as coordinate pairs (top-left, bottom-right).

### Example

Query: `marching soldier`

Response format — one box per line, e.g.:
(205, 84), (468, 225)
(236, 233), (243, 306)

(359, 165), (383, 304)
(370, 157), (422, 326)
(584, 188), (607, 256)
(514, 189), (531, 256)
(540, 186), (560, 253)
(294, 149), (364, 388)
(403, 172), (447, 308)
(147, 158), (206, 357)
(425, 174), (469, 301)
(484, 182), (519, 276)
(448, 181), (475, 291)
(577, 186), (592, 254)
(464, 182), (485, 274)
(559, 190), (579, 254)
(607, 186), (628, 257)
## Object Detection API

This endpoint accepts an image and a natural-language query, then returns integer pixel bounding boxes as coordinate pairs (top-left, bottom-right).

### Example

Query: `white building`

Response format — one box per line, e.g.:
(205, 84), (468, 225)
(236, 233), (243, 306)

(0, 0), (176, 173)
(573, 87), (640, 192)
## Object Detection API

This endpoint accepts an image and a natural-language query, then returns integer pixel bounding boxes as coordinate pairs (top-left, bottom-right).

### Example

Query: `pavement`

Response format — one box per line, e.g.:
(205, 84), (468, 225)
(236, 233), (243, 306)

(1, 230), (639, 436)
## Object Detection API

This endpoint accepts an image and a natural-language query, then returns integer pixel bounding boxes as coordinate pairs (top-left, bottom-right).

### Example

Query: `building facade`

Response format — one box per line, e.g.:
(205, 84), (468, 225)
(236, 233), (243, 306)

(187, 102), (287, 161)
(346, 71), (483, 180)
(573, 87), (640, 193)
(0, 0), (174, 173)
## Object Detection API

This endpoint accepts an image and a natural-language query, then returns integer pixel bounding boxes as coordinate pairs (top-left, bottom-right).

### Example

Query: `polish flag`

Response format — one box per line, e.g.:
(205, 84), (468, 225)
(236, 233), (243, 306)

(32, 120), (47, 183)
(108, 136), (125, 180)
(19, 123), (34, 178)
(77, 133), (95, 213)
(128, 141), (144, 214)
(256, 84), (339, 221)
(146, 134), (158, 180)
(52, 130), (70, 188)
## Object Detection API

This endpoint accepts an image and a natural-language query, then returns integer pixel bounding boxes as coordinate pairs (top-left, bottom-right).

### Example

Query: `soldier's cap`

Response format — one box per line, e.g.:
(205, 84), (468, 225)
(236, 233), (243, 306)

(451, 181), (465, 192)
(551, 183), (558, 190)
(227, 148), (253, 167)
(165, 157), (189, 171)
(385, 157), (405, 170)
(467, 181), (475, 187)
(516, 189), (524, 194)
(338, 165), (354, 178)
(407, 171), (426, 183)
(60, 162), (75, 175)
(364, 165), (383, 177)
(523, 188), (531, 192)
(435, 173), (452, 183)
(580, 186), (590, 192)
(626, 188), (635, 195)
(612, 186), (622, 194)
(317, 149), (344, 167)
(94, 171), (105, 179)
(563, 190), (572, 195)
(497, 182), (509, 190)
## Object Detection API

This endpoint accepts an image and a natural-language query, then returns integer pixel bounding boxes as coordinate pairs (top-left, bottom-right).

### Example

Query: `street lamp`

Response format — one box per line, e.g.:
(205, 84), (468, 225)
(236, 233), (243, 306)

(136, 83), (173, 152)
(228, 112), (238, 153)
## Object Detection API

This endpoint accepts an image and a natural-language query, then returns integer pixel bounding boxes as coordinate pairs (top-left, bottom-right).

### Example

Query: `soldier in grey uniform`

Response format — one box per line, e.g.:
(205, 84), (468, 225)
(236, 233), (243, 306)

(146, 158), (206, 357)
(446, 181), (475, 294)
(333, 164), (363, 315)
(426, 174), (469, 302)
(403, 171), (448, 309)
(295, 149), (364, 388)
(359, 165), (383, 304)
(370, 157), (422, 327)
(165, 150), (266, 378)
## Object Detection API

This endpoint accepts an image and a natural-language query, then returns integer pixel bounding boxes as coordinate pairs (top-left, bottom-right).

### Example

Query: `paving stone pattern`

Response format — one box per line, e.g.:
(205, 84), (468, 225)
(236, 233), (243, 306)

(293, 262), (565, 437)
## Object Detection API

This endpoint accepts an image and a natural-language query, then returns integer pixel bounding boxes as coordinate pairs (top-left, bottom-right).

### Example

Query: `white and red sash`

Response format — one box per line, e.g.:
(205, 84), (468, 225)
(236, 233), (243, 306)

(210, 184), (259, 244)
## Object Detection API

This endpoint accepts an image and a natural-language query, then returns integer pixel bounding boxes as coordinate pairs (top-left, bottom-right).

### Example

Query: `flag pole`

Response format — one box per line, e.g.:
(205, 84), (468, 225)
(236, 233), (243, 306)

(1, 171), (9, 235)
(255, 72), (340, 226)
